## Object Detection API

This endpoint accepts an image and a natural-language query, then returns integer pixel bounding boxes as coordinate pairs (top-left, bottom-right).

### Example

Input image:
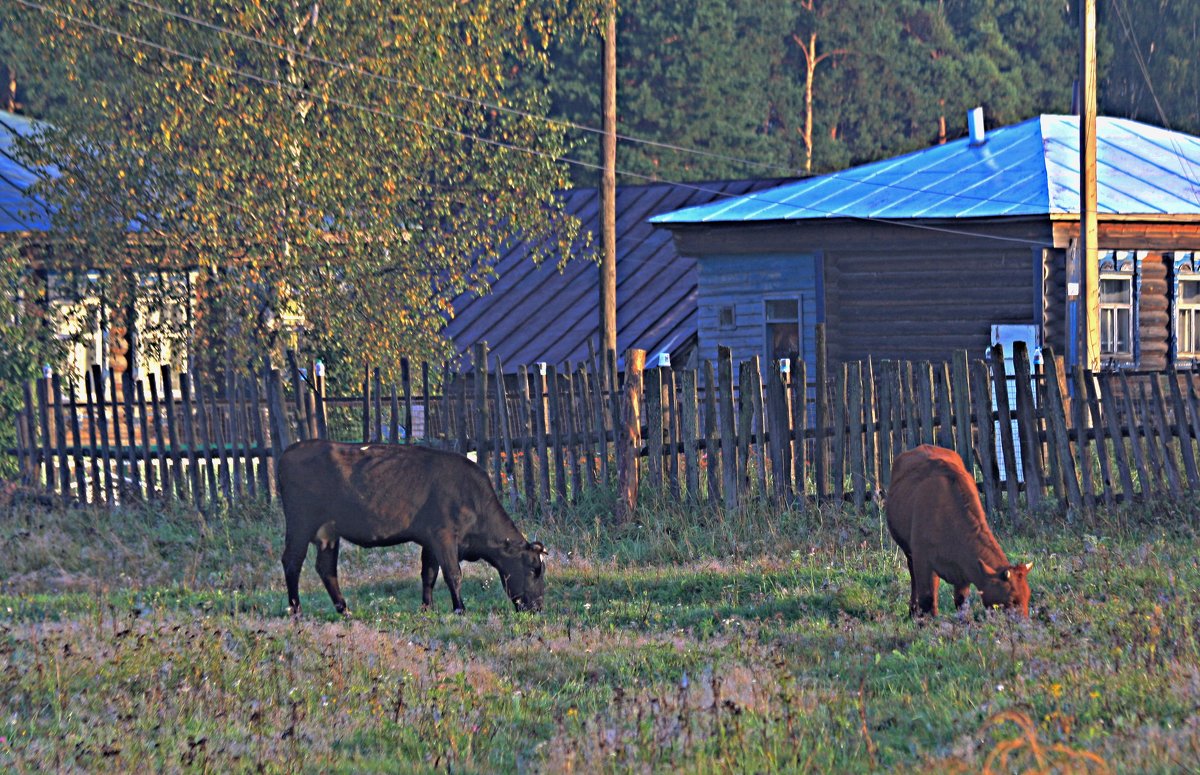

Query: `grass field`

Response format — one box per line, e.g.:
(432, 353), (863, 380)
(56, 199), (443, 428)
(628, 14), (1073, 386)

(1, 488), (1198, 773)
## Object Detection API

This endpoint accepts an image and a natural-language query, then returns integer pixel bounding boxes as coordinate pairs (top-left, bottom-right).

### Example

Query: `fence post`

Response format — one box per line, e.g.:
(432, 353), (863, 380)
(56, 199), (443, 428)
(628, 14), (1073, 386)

(703, 359), (720, 506)
(37, 368), (53, 494)
(830, 364), (847, 503)
(1039, 349), (1082, 514)
(1011, 342), (1044, 509)
(951, 352), (973, 473)
(988, 345), (1021, 521)
(793, 359), (808, 500)
(268, 365), (292, 458)
(718, 348), (737, 509)
(616, 348), (645, 523)
(766, 361), (792, 504)
(353, 365), (366, 443)
(194, 376), (216, 504)
(863, 357), (878, 500)
(71, 381), (88, 500)
(547, 363), (566, 504)
(402, 358), (413, 444)
(17, 380), (35, 485)
(1149, 376), (1183, 497)
(494, 355), (517, 505)
(1166, 369), (1199, 490)
(51, 373), (71, 499)
(473, 342), (490, 484)
(1116, 370), (1153, 496)
(146, 373), (168, 502)
(534, 363), (551, 507)
(645, 364), (663, 491)
(935, 363), (954, 450)
(814, 324), (828, 501)
(969, 360), (1000, 515)
(180, 373), (202, 509)
(1080, 370), (1116, 508)
(748, 357), (768, 497)
(848, 361), (865, 509)
(517, 365), (537, 504)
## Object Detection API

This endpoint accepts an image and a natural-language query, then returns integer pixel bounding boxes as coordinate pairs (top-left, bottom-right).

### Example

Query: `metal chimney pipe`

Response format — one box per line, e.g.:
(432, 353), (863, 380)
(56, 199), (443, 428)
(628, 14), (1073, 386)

(968, 106), (986, 145)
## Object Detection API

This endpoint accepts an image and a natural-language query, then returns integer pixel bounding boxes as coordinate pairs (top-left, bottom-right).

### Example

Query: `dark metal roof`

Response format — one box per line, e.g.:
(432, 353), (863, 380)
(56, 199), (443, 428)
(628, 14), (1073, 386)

(445, 178), (791, 371)
(0, 110), (52, 232)
(652, 115), (1200, 225)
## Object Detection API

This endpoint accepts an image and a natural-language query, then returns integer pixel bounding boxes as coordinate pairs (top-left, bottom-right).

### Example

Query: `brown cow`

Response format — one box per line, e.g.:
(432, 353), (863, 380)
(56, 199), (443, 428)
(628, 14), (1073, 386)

(278, 439), (546, 615)
(886, 444), (1032, 618)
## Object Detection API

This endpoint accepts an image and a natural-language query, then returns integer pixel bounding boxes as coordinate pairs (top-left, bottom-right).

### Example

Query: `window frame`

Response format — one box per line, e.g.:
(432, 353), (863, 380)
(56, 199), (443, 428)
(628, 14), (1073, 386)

(763, 296), (802, 366)
(1177, 275), (1200, 359)
(1097, 251), (1137, 364)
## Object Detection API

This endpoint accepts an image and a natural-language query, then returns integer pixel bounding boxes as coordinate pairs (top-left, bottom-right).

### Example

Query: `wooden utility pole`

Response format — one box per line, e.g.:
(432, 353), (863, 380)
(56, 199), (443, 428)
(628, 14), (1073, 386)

(1080, 0), (1100, 370)
(599, 2), (618, 355)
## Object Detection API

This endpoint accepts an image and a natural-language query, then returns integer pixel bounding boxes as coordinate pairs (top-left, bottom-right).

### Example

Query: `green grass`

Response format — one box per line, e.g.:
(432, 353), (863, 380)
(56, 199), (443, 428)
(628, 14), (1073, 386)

(2, 489), (1199, 772)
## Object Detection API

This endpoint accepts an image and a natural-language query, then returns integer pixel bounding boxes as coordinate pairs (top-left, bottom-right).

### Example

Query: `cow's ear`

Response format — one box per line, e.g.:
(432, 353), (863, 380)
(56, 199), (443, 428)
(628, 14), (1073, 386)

(528, 541), (547, 555)
(979, 559), (998, 577)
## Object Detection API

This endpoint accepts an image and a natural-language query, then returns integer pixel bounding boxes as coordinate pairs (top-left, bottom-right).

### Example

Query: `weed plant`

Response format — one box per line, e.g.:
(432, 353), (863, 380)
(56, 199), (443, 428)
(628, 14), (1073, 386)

(1, 488), (1198, 772)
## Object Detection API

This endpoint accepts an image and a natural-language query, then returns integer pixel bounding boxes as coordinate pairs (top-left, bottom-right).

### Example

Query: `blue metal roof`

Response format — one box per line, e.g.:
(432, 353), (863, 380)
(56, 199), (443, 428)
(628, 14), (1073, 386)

(0, 110), (52, 232)
(650, 115), (1200, 225)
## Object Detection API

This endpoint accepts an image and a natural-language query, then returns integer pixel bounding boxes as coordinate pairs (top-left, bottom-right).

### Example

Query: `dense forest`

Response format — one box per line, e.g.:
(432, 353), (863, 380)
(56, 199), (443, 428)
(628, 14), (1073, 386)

(541, 0), (1200, 184)
(3, 0), (1198, 187)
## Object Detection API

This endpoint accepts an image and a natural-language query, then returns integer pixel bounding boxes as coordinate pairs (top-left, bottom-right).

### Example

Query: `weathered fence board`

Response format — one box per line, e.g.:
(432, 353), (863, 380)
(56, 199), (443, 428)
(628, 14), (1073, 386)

(16, 340), (1200, 519)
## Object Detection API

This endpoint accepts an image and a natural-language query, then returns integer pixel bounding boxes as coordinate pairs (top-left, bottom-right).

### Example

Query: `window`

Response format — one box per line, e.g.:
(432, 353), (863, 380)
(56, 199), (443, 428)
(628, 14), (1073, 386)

(718, 305), (736, 329)
(764, 298), (801, 364)
(1099, 273), (1133, 356)
(1179, 278), (1200, 357)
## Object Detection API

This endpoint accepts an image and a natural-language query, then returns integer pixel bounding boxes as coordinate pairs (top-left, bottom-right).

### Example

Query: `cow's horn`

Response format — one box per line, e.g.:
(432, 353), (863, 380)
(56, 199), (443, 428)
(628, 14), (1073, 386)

(1023, 560), (1034, 571)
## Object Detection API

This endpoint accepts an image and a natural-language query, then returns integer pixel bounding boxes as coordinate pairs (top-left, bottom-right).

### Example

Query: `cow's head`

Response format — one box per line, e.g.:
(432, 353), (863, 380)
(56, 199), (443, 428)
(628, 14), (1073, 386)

(499, 539), (547, 612)
(978, 559), (1033, 617)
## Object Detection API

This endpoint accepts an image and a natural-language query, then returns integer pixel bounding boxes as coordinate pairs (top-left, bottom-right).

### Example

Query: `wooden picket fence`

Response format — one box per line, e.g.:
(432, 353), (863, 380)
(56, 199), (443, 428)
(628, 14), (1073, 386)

(12, 330), (1200, 520)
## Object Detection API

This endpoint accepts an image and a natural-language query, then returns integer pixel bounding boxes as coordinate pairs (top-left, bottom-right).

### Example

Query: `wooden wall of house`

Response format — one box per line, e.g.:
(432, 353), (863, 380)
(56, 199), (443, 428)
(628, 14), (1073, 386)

(674, 217), (1054, 367)
(1140, 251), (1170, 370)
(695, 252), (821, 373)
(822, 245), (1036, 364)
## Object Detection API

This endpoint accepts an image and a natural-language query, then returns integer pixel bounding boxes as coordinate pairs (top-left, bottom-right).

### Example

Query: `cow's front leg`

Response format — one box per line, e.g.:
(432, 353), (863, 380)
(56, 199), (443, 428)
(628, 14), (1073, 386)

(420, 545), (439, 608)
(953, 584), (971, 613)
(316, 538), (349, 615)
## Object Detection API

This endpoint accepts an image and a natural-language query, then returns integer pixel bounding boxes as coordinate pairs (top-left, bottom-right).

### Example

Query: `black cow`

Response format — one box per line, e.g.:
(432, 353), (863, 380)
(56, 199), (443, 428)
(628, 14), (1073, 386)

(278, 440), (545, 615)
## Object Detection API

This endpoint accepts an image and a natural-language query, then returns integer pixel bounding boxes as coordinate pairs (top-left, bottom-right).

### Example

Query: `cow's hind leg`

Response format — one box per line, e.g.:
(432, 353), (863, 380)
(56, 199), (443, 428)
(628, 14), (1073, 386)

(316, 538), (349, 615)
(281, 531), (309, 616)
(911, 555), (939, 617)
(901, 551), (917, 615)
(420, 546), (439, 608)
(431, 539), (465, 614)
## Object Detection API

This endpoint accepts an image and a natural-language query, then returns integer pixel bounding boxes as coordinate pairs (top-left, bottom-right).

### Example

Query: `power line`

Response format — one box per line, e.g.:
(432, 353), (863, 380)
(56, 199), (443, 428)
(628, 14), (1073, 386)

(7, 0), (1076, 248)
(1109, 0), (1200, 205)
(124, 0), (801, 178)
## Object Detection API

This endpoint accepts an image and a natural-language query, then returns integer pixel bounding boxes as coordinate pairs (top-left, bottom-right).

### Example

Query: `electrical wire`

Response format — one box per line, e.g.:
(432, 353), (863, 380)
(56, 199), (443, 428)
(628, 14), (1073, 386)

(1109, 0), (1200, 205)
(3, 0), (1165, 250)
(123, 0), (802, 178)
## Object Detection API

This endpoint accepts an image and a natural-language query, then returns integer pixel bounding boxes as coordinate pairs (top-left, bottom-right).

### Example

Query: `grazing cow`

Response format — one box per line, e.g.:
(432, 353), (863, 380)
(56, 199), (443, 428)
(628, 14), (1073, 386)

(278, 439), (546, 615)
(886, 444), (1032, 618)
